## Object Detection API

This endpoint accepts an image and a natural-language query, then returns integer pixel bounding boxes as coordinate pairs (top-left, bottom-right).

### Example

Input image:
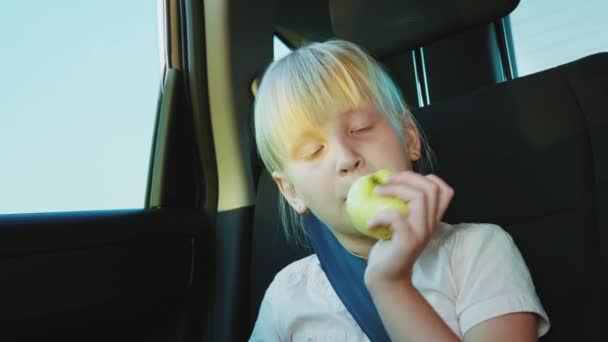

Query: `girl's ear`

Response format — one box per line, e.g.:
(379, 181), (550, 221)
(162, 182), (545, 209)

(272, 171), (308, 214)
(403, 116), (422, 161)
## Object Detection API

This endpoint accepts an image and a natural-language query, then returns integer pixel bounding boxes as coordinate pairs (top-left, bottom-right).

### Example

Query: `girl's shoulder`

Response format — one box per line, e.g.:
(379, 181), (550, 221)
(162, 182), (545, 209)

(262, 253), (346, 318)
(428, 222), (551, 336)
(418, 222), (517, 272)
(274, 254), (320, 280)
(265, 254), (323, 296)
(421, 222), (527, 284)
(431, 221), (513, 252)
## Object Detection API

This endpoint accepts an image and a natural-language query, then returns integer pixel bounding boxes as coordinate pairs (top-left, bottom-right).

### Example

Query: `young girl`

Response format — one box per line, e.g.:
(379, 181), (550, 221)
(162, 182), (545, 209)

(250, 40), (550, 341)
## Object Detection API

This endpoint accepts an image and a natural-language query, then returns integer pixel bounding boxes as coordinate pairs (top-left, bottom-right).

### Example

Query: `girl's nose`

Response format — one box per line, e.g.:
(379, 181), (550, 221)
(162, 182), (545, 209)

(336, 143), (364, 176)
(339, 159), (362, 176)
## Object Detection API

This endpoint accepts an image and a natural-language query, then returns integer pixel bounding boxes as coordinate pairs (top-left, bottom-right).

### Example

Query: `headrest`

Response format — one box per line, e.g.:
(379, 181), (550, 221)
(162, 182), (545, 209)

(276, 0), (519, 56)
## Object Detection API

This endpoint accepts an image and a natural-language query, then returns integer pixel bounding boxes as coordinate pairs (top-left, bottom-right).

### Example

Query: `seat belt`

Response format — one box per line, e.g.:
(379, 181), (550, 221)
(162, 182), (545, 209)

(304, 213), (391, 342)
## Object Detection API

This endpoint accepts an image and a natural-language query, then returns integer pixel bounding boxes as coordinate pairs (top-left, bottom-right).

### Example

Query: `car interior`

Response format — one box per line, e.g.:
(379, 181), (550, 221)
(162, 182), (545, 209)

(1, 0), (606, 341)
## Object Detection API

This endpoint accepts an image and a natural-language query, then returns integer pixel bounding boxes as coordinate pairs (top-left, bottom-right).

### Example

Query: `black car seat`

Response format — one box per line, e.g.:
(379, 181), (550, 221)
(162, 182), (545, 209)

(249, 1), (608, 340)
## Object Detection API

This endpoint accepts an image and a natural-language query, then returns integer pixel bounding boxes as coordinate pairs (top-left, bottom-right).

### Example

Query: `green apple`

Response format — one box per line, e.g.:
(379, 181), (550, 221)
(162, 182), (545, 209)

(345, 169), (409, 240)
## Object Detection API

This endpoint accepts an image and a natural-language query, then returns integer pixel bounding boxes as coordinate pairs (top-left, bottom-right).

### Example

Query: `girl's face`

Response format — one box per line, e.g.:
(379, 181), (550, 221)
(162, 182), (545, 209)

(273, 102), (421, 253)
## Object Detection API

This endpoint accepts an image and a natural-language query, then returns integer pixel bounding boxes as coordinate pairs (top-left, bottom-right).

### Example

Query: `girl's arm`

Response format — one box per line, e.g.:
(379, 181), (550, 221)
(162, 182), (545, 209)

(463, 312), (537, 342)
(368, 278), (538, 342)
(365, 172), (543, 341)
(366, 277), (460, 342)
(365, 172), (459, 341)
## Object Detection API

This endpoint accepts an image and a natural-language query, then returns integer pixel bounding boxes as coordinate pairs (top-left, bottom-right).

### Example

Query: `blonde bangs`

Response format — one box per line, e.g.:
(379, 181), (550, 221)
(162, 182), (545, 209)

(254, 40), (384, 172)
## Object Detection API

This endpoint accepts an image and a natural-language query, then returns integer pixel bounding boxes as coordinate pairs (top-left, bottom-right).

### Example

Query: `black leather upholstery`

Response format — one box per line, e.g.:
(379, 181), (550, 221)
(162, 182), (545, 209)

(414, 53), (608, 341)
(276, 0), (519, 56)
(249, 53), (608, 341)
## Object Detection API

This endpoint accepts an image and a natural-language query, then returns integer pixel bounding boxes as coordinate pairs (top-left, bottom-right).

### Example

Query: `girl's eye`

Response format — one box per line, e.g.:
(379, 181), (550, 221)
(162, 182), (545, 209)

(306, 145), (324, 159)
(352, 125), (372, 134)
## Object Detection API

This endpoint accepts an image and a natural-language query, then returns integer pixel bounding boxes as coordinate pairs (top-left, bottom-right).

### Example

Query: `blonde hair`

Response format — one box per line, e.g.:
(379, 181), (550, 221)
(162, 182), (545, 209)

(254, 39), (434, 246)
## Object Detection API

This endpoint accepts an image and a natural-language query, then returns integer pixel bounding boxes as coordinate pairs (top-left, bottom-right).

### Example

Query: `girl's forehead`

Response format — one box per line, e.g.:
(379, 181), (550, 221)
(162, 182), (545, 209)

(284, 105), (356, 134)
(284, 104), (379, 143)
(290, 101), (376, 126)
(281, 112), (330, 148)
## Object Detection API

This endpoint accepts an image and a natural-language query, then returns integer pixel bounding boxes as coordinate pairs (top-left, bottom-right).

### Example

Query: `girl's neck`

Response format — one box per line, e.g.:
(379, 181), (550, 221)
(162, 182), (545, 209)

(333, 231), (376, 261)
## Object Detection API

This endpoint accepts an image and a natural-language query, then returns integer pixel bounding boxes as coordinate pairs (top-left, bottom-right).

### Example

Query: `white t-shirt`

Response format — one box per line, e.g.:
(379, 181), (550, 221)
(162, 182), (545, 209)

(250, 223), (550, 341)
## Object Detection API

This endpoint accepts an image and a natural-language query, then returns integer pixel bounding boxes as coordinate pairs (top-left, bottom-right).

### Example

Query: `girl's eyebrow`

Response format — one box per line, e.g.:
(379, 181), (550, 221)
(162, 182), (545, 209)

(289, 131), (322, 155)
(343, 108), (377, 125)
(342, 105), (377, 119)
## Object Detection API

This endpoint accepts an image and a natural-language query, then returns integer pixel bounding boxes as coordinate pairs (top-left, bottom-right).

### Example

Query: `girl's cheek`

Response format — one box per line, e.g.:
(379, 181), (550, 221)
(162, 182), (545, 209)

(320, 168), (338, 194)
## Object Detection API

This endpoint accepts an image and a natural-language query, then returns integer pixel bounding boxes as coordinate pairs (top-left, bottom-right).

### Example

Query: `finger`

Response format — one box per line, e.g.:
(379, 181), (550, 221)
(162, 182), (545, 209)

(425, 174), (454, 225)
(367, 210), (405, 229)
(367, 210), (412, 243)
(374, 182), (428, 233)
(425, 174), (454, 224)
(374, 182), (420, 202)
(386, 171), (439, 231)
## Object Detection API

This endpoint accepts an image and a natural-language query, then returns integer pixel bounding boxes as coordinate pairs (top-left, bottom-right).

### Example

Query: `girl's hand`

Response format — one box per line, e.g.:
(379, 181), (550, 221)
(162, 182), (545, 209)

(364, 172), (454, 289)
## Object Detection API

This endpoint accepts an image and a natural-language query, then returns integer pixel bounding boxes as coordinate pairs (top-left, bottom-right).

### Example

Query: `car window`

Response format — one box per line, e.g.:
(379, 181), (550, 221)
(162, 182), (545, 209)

(0, 1), (161, 214)
(508, 0), (608, 76)
(274, 36), (291, 60)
